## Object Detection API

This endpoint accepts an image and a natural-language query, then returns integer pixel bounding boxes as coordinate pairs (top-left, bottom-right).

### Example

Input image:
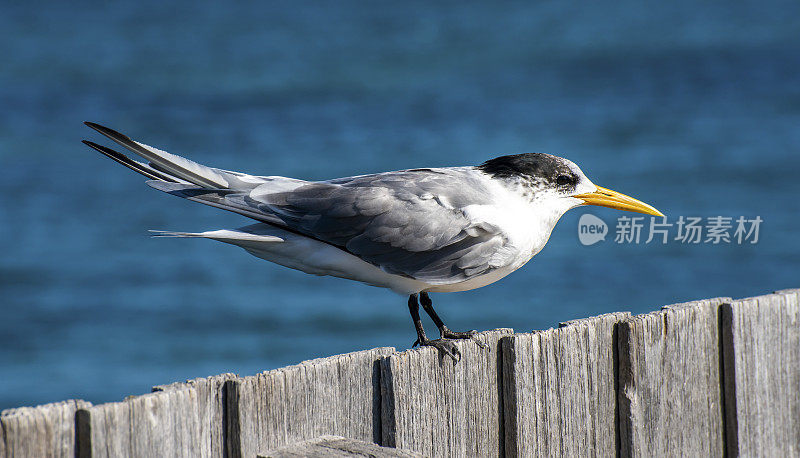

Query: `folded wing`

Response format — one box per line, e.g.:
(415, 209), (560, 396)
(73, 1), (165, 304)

(235, 170), (514, 283)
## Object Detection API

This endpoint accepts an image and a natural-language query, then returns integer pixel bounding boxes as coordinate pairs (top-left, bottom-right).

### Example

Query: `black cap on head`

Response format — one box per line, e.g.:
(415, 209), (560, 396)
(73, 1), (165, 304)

(478, 153), (579, 189)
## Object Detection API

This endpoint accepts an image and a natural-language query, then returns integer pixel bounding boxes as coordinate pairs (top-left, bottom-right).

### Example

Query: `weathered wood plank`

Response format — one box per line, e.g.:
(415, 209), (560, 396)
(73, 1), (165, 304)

(721, 290), (800, 457)
(380, 328), (512, 457)
(76, 376), (234, 458)
(226, 347), (396, 458)
(617, 297), (731, 457)
(258, 435), (423, 457)
(500, 312), (628, 457)
(1, 399), (90, 458)
(152, 373), (239, 458)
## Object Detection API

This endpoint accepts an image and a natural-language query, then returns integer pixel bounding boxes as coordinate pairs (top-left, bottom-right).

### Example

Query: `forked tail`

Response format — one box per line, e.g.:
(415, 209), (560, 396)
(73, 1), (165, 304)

(82, 122), (296, 228)
(82, 122), (231, 188)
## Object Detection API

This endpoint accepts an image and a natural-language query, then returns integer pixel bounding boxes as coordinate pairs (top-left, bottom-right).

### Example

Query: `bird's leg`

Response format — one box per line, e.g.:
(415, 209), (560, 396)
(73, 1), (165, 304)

(419, 292), (479, 340)
(408, 294), (461, 362)
(408, 294), (427, 347)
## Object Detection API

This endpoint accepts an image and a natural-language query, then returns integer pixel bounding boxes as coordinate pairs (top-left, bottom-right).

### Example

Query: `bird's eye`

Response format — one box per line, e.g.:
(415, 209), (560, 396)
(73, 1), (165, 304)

(556, 174), (573, 186)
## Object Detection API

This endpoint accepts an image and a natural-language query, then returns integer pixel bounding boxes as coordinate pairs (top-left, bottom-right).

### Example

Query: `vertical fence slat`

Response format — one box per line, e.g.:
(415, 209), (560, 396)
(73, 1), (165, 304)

(379, 328), (511, 457)
(152, 373), (238, 458)
(501, 312), (628, 457)
(226, 347), (395, 458)
(76, 381), (221, 458)
(721, 290), (800, 457)
(1, 399), (90, 458)
(617, 297), (731, 457)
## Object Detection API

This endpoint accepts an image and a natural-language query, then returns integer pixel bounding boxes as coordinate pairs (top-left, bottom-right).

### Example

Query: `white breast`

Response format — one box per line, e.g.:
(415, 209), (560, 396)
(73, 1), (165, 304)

(462, 177), (581, 260)
(425, 176), (586, 292)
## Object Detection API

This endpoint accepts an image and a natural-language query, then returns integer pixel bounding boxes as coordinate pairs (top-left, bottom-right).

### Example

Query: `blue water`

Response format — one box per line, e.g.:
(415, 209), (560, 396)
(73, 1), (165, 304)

(1, 1), (798, 410)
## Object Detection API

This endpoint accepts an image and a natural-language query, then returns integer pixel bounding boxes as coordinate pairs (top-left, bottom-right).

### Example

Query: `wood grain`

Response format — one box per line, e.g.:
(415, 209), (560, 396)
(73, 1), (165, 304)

(5, 290), (800, 457)
(380, 328), (512, 457)
(1, 399), (90, 458)
(617, 297), (731, 457)
(258, 435), (423, 457)
(226, 347), (396, 458)
(152, 373), (239, 457)
(501, 312), (629, 457)
(76, 374), (236, 458)
(721, 289), (800, 457)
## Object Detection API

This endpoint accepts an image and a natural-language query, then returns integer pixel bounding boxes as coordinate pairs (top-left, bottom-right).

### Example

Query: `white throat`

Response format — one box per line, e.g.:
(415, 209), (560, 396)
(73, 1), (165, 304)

(494, 175), (596, 261)
(524, 195), (583, 257)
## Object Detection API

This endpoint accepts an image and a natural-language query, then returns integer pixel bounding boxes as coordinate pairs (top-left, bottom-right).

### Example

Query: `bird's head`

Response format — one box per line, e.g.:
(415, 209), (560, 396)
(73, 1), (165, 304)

(478, 152), (663, 218)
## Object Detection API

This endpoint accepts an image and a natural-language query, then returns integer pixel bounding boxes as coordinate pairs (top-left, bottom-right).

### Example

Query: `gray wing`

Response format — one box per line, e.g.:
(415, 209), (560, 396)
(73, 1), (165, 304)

(154, 168), (514, 284)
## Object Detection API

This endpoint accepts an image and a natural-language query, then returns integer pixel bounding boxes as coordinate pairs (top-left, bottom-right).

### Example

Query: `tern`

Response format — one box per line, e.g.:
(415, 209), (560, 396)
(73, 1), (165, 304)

(83, 122), (662, 361)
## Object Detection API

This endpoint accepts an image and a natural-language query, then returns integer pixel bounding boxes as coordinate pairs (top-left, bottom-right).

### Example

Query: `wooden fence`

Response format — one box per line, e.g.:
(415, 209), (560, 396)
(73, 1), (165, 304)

(1, 289), (798, 457)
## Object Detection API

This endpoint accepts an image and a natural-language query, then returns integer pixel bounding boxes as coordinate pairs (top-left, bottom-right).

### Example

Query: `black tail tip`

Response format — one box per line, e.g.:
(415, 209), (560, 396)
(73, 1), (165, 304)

(84, 121), (106, 132)
(81, 139), (121, 159)
(83, 121), (130, 142)
(81, 139), (104, 150)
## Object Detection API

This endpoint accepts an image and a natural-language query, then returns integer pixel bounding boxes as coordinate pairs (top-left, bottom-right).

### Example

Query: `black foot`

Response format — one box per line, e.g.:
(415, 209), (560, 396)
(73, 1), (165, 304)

(441, 328), (477, 339)
(413, 337), (462, 362)
(441, 327), (487, 348)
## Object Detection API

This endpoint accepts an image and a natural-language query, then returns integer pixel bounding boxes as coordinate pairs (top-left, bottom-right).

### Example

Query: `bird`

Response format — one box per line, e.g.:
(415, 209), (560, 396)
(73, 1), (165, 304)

(82, 122), (663, 361)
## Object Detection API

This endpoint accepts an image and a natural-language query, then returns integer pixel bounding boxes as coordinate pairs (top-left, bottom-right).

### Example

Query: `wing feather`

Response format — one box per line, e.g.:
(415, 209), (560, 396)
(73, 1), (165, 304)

(245, 169), (515, 284)
(147, 167), (516, 285)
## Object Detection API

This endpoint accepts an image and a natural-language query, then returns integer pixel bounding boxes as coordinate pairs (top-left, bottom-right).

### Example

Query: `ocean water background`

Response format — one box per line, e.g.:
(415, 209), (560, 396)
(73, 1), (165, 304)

(1, 1), (798, 409)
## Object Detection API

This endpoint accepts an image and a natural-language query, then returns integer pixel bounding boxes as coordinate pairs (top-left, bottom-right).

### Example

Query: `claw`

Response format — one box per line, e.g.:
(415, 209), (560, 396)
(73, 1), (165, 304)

(440, 329), (487, 348)
(441, 328), (477, 339)
(417, 338), (461, 363)
(447, 345), (461, 363)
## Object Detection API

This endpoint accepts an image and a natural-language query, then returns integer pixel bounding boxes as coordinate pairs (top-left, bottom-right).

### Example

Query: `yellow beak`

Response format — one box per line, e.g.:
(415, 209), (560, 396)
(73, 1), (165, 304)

(574, 186), (664, 217)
